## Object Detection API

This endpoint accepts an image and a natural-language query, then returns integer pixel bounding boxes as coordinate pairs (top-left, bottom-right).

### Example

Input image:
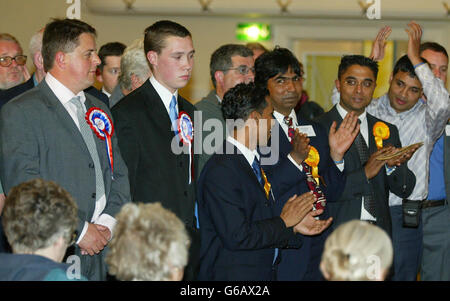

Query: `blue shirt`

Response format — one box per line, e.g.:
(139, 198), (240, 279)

(428, 134), (446, 200)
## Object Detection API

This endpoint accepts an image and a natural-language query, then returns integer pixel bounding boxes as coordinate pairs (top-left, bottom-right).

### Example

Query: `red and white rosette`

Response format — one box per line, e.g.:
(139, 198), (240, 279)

(177, 111), (194, 184)
(85, 107), (114, 178)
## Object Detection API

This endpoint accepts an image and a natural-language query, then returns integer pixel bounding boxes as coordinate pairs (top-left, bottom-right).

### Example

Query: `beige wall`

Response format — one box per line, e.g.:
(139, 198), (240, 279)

(1, 0), (448, 103)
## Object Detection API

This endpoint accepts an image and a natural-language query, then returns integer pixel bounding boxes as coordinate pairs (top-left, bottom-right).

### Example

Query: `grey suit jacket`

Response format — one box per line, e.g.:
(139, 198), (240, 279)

(195, 90), (227, 176)
(0, 80), (131, 238)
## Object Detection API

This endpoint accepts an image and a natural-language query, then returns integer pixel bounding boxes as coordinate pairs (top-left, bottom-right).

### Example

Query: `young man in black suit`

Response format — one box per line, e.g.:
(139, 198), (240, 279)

(111, 20), (198, 280)
(317, 55), (417, 237)
(197, 82), (332, 281)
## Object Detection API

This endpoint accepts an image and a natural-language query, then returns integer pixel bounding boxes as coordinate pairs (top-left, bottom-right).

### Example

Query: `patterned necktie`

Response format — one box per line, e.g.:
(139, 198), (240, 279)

(70, 96), (105, 202)
(169, 95), (179, 140)
(283, 116), (326, 209)
(354, 119), (377, 217)
(252, 157), (271, 200)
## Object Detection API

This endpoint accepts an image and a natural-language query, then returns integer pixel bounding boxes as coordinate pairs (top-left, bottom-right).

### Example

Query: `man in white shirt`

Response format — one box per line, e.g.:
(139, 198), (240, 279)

(111, 20), (199, 280)
(0, 18), (131, 281)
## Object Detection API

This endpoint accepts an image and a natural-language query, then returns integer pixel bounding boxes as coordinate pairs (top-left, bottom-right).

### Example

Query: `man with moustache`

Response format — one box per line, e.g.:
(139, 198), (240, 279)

(255, 47), (359, 280)
(0, 19), (131, 280)
(111, 20), (199, 280)
(364, 22), (449, 281)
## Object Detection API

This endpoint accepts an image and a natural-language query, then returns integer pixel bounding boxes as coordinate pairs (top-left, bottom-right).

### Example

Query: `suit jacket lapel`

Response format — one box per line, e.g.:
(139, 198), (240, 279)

(38, 81), (91, 158)
(366, 114), (378, 154)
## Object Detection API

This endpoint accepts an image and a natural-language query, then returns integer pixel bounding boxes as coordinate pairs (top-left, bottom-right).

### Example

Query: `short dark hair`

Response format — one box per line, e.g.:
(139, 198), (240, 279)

(392, 55), (420, 78)
(143, 20), (191, 56)
(221, 82), (267, 122)
(338, 55), (379, 80)
(42, 18), (96, 72)
(98, 42), (126, 70)
(420, 42), (448, 59)
(210, 44), (253, 88)
(255, 46), (303, 90)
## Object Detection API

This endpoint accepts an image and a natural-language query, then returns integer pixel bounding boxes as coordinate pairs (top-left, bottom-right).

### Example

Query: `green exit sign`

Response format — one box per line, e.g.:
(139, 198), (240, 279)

(236, 23), (271, 41)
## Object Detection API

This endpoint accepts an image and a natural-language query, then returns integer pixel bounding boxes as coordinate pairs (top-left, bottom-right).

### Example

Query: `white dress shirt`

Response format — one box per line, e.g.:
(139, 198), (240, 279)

(45, 72), (115, 243)
(150, 76), (178, 116)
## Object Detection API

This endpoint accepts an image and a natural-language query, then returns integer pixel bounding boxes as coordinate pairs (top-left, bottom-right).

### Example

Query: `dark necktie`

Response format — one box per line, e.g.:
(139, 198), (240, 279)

(283, 116), (326, 210)
(354, 119), (377, 218)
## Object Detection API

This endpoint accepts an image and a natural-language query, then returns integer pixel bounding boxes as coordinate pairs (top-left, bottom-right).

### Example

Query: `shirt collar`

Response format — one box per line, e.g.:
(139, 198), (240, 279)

(336, 102), (367, 124)
(150, 76), (178, 113)
(273, 109), (298, 126)
(226, 136), (259, 167)
(102, 87), (111, 98)
(45, 72), (86, 105)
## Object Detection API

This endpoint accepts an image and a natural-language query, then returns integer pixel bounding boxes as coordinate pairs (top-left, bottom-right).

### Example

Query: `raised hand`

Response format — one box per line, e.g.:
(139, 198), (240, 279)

(294, 209), (333, 236)
(405, 21), (423, 66)
(289, 129), (311, 165)
(328, 111), (360, 162)
(280, 192), (316, 228)
(370, 25), (392, 62)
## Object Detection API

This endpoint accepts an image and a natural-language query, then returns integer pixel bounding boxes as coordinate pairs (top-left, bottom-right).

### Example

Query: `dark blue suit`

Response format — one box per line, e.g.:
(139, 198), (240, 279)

(197, 141), (304, 281)
(260, 113), (345, 281)
(0, 76), (35, 109)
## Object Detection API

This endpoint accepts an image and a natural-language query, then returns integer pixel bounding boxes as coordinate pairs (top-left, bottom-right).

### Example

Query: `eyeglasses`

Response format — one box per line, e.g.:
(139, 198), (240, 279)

(0, 55), (27, 67)
(223, 65), (255, 75)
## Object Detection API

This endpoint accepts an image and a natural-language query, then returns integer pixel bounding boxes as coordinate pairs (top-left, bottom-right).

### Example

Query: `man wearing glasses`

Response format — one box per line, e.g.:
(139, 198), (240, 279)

(196, 44), (255, 175)
(0, 33), (28, 92)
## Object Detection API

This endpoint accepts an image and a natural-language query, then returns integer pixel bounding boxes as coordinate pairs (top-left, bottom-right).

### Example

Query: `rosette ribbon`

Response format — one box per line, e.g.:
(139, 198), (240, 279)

(373, 121), (390, 150)
(85, 107), (114, 179)
(304, 146), (320, 185)
(177, 111), (194, 184)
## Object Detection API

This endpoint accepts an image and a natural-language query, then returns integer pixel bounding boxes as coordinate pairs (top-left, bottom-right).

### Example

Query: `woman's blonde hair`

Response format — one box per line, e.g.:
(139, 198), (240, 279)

(106, 202), (190, 281)
(320, 220), (393, 281)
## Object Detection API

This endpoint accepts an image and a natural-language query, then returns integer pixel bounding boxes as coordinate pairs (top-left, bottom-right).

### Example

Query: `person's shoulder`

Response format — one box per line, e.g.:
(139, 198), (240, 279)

(44, 268), (88, 281)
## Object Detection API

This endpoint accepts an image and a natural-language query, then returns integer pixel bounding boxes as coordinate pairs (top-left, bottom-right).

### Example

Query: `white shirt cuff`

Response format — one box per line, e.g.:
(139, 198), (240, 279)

(76, 221), (89, 245)
(94, 214), (117, 241)
(287, 154), (303, 172)
(335, 160), (345, 172)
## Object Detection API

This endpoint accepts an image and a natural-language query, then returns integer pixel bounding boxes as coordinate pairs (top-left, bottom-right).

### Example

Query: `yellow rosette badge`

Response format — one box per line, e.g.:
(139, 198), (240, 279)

(305, 146), (320, 185)
(373, 122), (390, 149)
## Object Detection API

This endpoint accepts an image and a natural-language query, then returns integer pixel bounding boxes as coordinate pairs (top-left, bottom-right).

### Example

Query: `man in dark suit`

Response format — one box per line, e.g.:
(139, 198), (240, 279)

(197, 82), (332, 281)
(111, 20), (198, 280)
(255, 47), (359, 281)
(0, 19), (131, 280)
(195, 44), (254, 175)
(317, 55), (417, 238)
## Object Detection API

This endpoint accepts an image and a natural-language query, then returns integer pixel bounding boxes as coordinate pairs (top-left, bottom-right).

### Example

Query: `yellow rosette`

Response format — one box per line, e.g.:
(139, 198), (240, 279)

(373, 121), (390, 149)
(305, 146), (320, 185)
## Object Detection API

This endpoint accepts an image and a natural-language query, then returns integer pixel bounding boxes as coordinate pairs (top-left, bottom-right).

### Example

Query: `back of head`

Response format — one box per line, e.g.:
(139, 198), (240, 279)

(143, 20), (191, 56)
(98, 42), (126, 70)
(209, 44), (253, 88)
(254, 46), (302, 88)
(321, 220), (393, 281)
(419, 42), (448, 59)
(118, 38), (150, 91)
(221, 82), (267, 122)
(245, 42), (268, 53)
(393, 54), (419, 79)
(2, 178), (77, 254)
(338, 55), (379, 80)
(106, 202), (190, 281)
(29, 29), (44, 58)
(42, 18), (96, 72)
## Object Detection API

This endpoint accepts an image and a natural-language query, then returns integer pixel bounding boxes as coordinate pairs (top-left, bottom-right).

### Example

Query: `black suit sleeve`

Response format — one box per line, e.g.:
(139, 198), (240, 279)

(201, 163), (300, 251)
(111, 105), (140, 201)
(385, 125), (416, 198)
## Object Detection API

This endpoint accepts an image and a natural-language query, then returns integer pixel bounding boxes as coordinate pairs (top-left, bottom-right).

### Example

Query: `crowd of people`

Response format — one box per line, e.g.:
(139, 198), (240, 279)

(0, 17), (448, 282)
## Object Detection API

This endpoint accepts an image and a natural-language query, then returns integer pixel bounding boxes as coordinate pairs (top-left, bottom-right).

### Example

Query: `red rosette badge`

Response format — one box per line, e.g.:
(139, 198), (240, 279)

(85, 107), (114, 177)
